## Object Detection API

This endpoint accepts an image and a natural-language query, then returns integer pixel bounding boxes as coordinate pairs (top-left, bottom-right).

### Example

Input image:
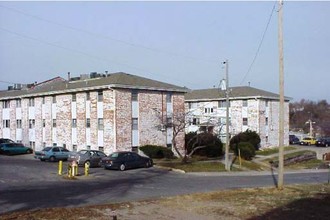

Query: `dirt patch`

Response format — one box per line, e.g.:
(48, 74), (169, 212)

(1, 184), (329, 220)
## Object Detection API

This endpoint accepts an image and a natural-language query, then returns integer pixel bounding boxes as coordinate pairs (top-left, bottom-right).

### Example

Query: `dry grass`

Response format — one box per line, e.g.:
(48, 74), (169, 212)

(2, 184), (329, 220)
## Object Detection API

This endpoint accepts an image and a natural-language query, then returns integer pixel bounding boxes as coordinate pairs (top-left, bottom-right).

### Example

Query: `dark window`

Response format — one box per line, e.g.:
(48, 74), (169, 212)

(16, 99), (21, 108)
(72, 93), (76, 102)
(98, 118), (104, 130)
(29, 98), (35, 107)
(243, 100), (248, 107)
(243, 118), (248, 126)
(16, 120), (22, 129)
(29, 119), (35, 129)
(98, 90), (103, 102)
(3, 120), (10, 128)
(166, 93), (172, 103)
(86, 118), (91, 128)
(132, 91), (138, 101)
(53, 119), (56, 127)
(86, 92), (90, 101)
(52, 96), (56, 103)
(43, 119), (46, 127)
(53, 147), (60, 152)
(132, 118), (138, 130)
(72, 119), (77, 128)
(3, 100), (10, 108)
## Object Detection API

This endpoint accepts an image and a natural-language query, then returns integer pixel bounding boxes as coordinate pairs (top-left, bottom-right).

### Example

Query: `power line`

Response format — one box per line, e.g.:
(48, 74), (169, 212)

(0, 4), (219, 64)
(240, 2), (277, 85)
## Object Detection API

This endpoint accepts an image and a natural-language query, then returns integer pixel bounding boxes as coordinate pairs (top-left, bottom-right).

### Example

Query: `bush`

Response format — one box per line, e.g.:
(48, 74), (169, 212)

(230, 129), (261, 152)
(139, 145), (174, 159)
(237, 142), (256, 160)
(185, 132), (223, 158)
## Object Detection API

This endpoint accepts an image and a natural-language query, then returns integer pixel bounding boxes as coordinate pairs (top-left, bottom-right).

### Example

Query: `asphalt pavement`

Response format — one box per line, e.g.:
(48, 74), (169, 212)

(0, 154), (329, 215)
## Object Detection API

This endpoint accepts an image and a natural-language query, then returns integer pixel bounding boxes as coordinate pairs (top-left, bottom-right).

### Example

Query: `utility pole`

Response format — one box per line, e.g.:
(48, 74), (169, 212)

(278, 0), (285, 189)
(224, 60), (230, 171)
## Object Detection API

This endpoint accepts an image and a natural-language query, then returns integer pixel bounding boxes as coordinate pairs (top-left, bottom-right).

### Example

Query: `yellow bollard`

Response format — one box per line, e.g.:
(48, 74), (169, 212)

(68, 164), (72, 178)
(58, 160), (63, 175)
(85, 163), (90, 176)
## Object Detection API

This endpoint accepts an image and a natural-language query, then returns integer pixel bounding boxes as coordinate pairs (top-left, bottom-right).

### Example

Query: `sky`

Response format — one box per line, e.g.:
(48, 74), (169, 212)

(0, 1), (329, 102)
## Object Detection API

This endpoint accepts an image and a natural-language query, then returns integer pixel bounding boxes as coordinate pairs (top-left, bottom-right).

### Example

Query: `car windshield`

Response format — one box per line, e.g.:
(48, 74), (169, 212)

(42, 147), (52, 151)
(109, 152), (121, 159)
(78, 150), (89, 155)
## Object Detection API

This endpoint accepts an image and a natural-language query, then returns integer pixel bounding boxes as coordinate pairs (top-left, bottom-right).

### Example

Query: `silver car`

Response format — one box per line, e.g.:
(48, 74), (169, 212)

(68, 150), (107, 167)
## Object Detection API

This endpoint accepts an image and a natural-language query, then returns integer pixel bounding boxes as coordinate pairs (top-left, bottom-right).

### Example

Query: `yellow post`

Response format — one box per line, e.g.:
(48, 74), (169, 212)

(85, 163), (89, 176)
(68, 164), (72, 178)
(58, 160), (63, 175)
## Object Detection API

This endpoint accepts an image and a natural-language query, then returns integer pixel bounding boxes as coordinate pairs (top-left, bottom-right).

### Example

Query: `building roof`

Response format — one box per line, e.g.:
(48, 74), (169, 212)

(0, 72), (188, 100)
(185, 86), (291, 101)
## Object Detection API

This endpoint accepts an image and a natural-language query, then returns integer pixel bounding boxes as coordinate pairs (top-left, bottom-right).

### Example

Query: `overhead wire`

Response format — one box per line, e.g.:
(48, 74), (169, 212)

(240, 1), (277, 85)
(0, 4), (219, 64)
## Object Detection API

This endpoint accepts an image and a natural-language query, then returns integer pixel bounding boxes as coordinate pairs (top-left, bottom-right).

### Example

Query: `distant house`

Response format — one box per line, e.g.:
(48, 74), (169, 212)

(184, 86), (290, 148)
(0, 72), (187, 155)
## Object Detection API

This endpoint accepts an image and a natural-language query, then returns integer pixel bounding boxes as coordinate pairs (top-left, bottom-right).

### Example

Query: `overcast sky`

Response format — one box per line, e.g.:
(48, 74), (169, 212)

(0, 1), (329, 102)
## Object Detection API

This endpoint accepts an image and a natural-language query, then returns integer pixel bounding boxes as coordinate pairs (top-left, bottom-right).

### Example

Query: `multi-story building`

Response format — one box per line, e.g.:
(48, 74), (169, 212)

(185, 86), (290, 148)
(0, 72), (187, 155)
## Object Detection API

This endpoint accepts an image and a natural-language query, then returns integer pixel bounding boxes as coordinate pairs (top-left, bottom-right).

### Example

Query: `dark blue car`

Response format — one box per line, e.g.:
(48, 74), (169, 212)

(0, 143), (33, 155)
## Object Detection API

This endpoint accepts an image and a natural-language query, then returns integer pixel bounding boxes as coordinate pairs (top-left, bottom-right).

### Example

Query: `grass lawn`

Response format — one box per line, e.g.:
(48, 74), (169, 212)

(2, 184), (329, 220)
(256, 146), (298, 156)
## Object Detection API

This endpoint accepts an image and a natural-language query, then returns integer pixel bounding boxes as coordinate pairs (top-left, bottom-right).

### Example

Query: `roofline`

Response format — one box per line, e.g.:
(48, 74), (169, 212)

(0, 84), (188, 100)
(185, 95), (292, 102)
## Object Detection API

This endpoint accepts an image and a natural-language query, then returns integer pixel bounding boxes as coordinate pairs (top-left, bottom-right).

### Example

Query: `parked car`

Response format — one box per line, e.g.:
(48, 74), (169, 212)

(300, 137), (317, 146)
(315, 137), (330, 147)
(68, 150), (107, 167)
(0, 138), (15, 144)
(101, 151), (153, 171)
(0, 143), (33, 155)
(34, 146), (71, 162)
(289, 135), (300, 145)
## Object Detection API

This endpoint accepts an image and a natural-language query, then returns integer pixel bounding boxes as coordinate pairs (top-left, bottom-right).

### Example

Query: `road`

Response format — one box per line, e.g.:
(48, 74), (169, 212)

(0, 154), (329, 215)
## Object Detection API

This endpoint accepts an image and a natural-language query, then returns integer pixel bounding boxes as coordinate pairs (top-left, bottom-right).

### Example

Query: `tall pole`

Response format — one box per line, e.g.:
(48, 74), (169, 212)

(278, 0), (285, 189)
(224, 60), (230, 171)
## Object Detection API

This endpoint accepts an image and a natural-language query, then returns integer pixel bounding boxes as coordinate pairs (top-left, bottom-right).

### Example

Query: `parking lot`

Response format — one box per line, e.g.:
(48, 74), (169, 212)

(1, 151), (329, 215)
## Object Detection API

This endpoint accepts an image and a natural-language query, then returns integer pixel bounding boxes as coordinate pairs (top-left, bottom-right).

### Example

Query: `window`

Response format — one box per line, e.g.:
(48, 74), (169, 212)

(132, 91), (138, 101)
(192, 118), (200, 125)
(43, 119), (46, 127)
(29, 119), (35, 129)
(98, 118), (104, 130)
(72, 93), (76, 102)
(86, 118), (91, 128)
(204, 108), (213, 114)
(265, 117), (269, 126)
(265, 100), (269, 107)
(16, 119), (22, 129)
(53, 143), (57, 146)
(16, 99), (21, 108)
(243, 100), (248, 107)
(218, 100), (230, 108)
(86, 145), (91, 150)
(166, 93), (172, 103)
(72, 145), (77, 152)
(98, 90), (103, 102)
(243, 118), (248, 126)
(72, 119), (77, 128)
(98, 146), (104, 152)
(3, 100), (10, 108)
(132, 118), (138, 130)
(29, 141), (35, 149)
(3, 120), (10, 128)
(53, 119), (56, 127)
(166, 117), (172, 127)
(86, 92), (90, 101)
(52, 96), (56, 104)
(29, 98), (35, 107)
(189, 102), (197, 109)
(42, 97), (45, 104)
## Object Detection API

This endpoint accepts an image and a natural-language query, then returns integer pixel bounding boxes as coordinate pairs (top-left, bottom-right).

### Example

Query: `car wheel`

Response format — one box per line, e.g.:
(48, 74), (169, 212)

(49, 156), (56, 162)
(26, 149), (33, 154)
(119, 164), (126, 171)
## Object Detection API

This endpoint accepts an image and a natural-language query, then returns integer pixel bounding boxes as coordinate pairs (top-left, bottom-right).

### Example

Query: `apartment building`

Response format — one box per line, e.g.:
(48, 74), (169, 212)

(0, 72), (187, 155)
(185, 86), (290, 148)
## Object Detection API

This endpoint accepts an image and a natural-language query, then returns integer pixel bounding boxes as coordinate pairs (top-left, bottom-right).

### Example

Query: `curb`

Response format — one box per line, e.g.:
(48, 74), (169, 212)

(154, 165), (186, 174)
